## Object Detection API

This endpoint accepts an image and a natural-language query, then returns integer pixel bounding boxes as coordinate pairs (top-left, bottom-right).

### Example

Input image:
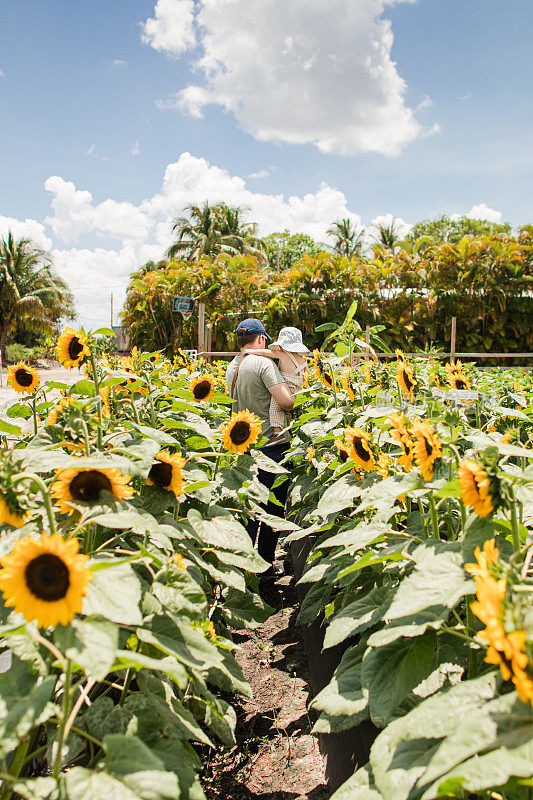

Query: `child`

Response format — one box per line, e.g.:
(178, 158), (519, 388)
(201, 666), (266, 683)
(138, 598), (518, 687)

(244, 326), (309, 438)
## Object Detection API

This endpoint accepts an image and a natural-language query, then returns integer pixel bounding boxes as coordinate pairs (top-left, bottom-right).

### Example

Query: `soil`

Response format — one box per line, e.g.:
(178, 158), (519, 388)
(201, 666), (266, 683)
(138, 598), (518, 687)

(203, 573), (328, 800)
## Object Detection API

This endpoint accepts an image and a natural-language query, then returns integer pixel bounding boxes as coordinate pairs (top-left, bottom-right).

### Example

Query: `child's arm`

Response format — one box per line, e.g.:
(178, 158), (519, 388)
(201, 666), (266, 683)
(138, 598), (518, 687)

(242, 348), (279, 359)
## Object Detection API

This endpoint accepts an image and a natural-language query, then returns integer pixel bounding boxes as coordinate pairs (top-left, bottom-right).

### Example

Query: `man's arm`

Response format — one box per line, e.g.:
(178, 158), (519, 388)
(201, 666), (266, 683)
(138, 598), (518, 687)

(268, 381), (295, 411)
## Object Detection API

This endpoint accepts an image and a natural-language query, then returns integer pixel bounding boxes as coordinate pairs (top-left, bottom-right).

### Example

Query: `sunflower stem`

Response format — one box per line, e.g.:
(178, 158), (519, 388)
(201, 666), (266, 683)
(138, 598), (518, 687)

(428, 493), (440, 540)
(89, 353), (103, 450)
(0, 737), (31, 800)
(31, 396), (38, 436)
(12, 473), (56, 535)
(508, 487), (521, 552)
(330, 366), (338, 408)
(129, 396), (141, 426)
(53, 658), (72, 779)
(212, 443), (224, 480)
(78, 416), (91, 457)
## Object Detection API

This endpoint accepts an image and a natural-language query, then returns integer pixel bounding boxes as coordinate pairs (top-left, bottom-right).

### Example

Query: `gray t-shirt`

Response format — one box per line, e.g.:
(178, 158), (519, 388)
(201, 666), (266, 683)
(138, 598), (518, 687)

(226, 353), (286, 441)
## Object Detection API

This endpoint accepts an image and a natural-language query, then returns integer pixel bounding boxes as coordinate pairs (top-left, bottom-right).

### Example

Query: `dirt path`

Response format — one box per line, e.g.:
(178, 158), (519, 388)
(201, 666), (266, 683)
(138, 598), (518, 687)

(204, 574), (328, 800)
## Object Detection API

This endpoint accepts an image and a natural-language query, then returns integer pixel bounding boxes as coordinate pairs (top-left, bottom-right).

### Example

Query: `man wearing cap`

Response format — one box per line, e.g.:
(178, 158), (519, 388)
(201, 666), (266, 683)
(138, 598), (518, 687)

(226, 318), (295, 567)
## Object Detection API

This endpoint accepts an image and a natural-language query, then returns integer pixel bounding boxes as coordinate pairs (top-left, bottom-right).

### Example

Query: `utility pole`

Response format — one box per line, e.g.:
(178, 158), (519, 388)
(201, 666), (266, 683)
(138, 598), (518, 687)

(110, 293), (114, 328)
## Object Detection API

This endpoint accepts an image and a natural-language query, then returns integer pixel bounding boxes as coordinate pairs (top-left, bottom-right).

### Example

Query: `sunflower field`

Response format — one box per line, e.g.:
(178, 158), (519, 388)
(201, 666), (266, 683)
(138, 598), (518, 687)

(285, 325), (533, 799)
(0, 319), (533, 800)
(0, 329), (290, 800)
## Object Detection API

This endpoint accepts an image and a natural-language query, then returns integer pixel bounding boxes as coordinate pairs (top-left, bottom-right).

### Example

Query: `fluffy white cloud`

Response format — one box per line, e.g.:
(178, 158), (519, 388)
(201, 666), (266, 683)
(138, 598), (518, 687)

(141, 0), (196, 57)
(2, 152), (423, 328)
(466, 203), (502, 223)
(151, 0), (434, 156)
(368, 212), (412, 240)
(44, 177), (152, 244)
(143, 152), (361, 242)
(0, 215), (52, 249)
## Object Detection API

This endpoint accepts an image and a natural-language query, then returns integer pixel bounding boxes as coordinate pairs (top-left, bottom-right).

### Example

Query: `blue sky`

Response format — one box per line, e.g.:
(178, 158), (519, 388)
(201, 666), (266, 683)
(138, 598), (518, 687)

(1, 0), (532, 327)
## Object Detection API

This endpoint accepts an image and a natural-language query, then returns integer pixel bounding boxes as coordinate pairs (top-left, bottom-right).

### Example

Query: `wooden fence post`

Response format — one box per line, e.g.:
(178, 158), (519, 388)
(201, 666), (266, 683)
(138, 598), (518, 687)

(198, 302), (205, 355)
(206, 324), (213, 363)
(450, 317), (457, 365)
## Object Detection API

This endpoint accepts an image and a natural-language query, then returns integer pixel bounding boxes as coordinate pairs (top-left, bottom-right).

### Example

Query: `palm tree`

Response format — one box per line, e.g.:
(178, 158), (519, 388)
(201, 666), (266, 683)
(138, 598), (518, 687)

(326, 218), (365, 257)
(370, 218), (404, 252)
(166, 202), (227, 261)
(166, 202), (267, 263)
(217, 205), (268, 263)
(0, 232), (75, 362)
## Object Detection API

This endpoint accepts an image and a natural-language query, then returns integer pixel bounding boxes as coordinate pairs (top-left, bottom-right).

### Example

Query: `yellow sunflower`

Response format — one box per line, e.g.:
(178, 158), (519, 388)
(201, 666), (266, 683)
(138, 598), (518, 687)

(388, 412), (414, 471)
(360, 362), (372, 383)
(321, 370), (334, 390)
(7, 362), (40, 395)
(335, 438), (350, 463)
(189, 374), (216, 402)
(306, 446), (316, 462)
(397, 360), (417, 397)
(100, 387), (111, 419)
(344, 426), (375, 472)
(0, 496), (28, 528)
(147, 450), (186, 496)
(512, 663), (533, 707)
(411, 419), (442, 480)
(45, 397), (72, 427)
(395, 348), (406, 363)
(458, 460), (495, 517)
(341, 369), (356, 401)
(51, 465), (133, 514)
(446, 362), (470, 391)
(377, 453), (390, 478)
(0, 533), (92, 628)
(220, 409), (263, 454)
(56, 327), (91, 369)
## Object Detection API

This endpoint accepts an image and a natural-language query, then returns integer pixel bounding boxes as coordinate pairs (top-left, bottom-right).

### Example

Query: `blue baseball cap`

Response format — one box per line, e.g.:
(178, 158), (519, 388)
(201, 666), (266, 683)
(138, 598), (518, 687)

(235, 318), (271, 340)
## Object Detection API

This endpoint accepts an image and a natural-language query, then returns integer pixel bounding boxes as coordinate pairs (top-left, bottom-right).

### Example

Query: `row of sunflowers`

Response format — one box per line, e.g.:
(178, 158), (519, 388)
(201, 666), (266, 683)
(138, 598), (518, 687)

(285, 332), (533, 799)
(0, 328), (282, 800)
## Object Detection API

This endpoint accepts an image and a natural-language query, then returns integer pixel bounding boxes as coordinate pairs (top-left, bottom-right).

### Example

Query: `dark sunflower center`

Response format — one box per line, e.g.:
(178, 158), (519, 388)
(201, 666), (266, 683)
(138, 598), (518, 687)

(15, 368), (33, 387)
(68, 337), (84, 360)
(423, 437), (433, 457)
(455, 379), (467, 390)
(69, 470), (112, 502)
(401, 438), (411, 456)
(352, 437), (371, 461)
(25, 554), (70, 601)
(403, 370), (414, 391)
(230, 421), (251, 445)
(323, 374), (333, 387)
(193, 380), (211, 400)
(338, 448), (348, 463)
(149, 461), (172, 488)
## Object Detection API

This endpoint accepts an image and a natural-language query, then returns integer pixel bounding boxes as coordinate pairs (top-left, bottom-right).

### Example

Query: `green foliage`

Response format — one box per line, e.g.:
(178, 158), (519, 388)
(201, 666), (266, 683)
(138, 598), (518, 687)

(123, 229), (533, 358)
(406, 214), (512, 245)
(262, 229), (321, 270)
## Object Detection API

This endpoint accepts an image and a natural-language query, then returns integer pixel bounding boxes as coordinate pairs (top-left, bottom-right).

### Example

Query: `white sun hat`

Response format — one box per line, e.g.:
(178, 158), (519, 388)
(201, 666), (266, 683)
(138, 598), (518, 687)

(270, 327), (310, 353)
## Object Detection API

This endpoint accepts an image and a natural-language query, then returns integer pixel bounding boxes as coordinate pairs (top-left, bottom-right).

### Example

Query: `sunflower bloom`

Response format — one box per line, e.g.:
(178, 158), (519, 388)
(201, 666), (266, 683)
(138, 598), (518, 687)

(397, 360), (417, 398)
(344, 426), (375, 472)
(388, 413), (414, 471)
(51, 465), (133, 515)
(335, 438), (350, 463)
(189, 374), (216, 402)
(100, 387), (111, 419)
(464, 539), (500, 580)
(458, 460), (495, 517)
(220, 410), (262, 454)
(45, 397), (72, 427)
(341, 369), (356, 401)
(512, 664), (533, 706)
(0, 496), (28, 528)
(56, 328), (91, 369)
(0, 533), (92, 628)
(446, 362), (470, 391)
(412, 419), (442, 480)
(7, 362), (40, 395)
(147, 450), (186, 496)
(306, 446), (316, 462)
(321, 370), (334, 390)
(377, 453), (390, 479)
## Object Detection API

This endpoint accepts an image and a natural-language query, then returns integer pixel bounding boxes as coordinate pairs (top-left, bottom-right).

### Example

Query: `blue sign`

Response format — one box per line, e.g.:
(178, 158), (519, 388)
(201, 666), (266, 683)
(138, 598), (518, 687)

(171, 296), (195, 315)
